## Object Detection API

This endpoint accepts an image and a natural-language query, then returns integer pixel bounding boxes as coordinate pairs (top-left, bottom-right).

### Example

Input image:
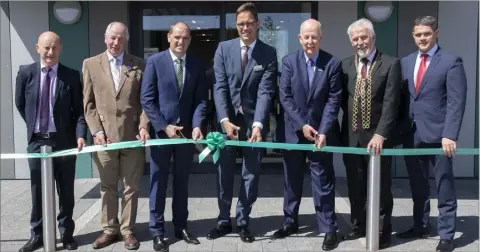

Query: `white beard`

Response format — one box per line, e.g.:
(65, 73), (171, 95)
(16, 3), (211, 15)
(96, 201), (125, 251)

(357, 47), (372, 59)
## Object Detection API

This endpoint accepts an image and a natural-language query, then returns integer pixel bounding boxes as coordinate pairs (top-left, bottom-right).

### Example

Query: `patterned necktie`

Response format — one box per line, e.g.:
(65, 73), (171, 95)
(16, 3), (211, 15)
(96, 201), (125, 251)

(242, 46), (249, 73)
(39, 67), (52, 133)
(416, 54), (428, 93)
(307, 58), (315, 88)
(175, 58), (184, 91)
(111, 57), (120, 91)
(361, 58), (369, 79)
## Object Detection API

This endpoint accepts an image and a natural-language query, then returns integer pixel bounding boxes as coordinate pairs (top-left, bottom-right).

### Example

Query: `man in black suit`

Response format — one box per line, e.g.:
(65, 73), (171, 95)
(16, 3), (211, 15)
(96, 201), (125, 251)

(15, 31), (87, 252)
(340, 18), (401, 249)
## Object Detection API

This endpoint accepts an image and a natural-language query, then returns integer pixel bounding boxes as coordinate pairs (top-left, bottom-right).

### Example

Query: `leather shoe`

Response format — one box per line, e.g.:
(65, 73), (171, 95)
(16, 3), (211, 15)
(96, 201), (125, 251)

(92, 232), (119, 249)
(395, 227), (430, 239)
(237, 226), (255, 243)
(322, 232), (338, 251)
(436, 239), (454, 252)
(342, 229), (365, 240)
(153, 236), (169, 252)
(62, 235), (78, 250)
(18, 237), (43, 252)
(206, 223), (232, 240)
(175, 229), (200, 244)
(273, 224), (299, 239)
(379, 233), (391, 249)
(123, 234), (140, 250)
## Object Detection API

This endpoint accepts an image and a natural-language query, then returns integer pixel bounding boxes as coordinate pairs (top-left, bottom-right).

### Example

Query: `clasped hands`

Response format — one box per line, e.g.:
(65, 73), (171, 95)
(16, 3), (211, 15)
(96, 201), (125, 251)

(302, 125), (326, 149)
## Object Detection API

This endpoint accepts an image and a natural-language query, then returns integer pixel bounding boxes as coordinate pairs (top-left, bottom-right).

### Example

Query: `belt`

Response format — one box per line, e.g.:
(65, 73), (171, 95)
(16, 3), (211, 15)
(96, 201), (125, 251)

(33, 132), (56, 139)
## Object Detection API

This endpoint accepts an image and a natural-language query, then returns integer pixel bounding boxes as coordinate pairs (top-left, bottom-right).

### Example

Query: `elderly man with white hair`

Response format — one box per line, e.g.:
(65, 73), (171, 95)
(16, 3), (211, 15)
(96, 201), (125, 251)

(82, 21), (150, 250)
(339, 18), (401, 249)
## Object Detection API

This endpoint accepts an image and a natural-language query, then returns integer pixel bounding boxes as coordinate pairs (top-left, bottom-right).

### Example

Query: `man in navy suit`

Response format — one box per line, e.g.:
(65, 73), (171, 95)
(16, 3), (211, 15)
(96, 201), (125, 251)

(274, 19), (341, 250)
(208, 2), (277, 243)
(15, 31), (86, 252)
(141, 22), (207, 252)
(396, 16), (467, 252)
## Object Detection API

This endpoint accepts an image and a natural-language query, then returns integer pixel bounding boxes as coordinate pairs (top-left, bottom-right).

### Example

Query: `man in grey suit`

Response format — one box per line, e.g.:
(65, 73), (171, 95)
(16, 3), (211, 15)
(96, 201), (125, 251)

(208, 2), (278, 243)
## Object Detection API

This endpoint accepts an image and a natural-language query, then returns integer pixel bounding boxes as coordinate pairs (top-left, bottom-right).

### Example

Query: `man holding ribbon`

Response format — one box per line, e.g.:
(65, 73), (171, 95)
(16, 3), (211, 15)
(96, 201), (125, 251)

(209, 2), (277, 243)
(15, 31), (86, 252)
(83, 22), (150, 250)
(396, 16), (467, 252)
(274, 19), (341, 250)
(340, 18), (401, 249)
(140, 22), (207, 252)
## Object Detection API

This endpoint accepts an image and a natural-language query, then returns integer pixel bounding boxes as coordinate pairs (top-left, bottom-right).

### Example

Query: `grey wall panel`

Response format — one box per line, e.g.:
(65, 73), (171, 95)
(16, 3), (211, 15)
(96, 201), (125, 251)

(1, 2), (14, 179)
(10, 2), (49, 179)
(438, 1), (478, 177)
(395, 1), (438, 177)
(88, 1), (128, 177)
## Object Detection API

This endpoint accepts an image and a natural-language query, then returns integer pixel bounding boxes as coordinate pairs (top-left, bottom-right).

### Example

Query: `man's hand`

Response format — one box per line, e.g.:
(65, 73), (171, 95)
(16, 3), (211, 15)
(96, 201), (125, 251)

(164, 125), (183, 138)
(302, 125), (318, 141)
(94, 133), (108, 146)
(442, 137), (457, 157)
(222, 121), (240, 140)
(315, 134), (326, 149)
(136, 128), (150, 145)
(248, 126), (262, 143)
(367, 135), (385, 155)
(77, 137), (86, 152)
(192, 127), (203, 141)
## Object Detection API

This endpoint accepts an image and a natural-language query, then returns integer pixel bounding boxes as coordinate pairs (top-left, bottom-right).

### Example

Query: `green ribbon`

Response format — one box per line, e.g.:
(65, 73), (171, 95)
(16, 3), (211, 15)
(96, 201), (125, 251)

(1, 131), (478, 162)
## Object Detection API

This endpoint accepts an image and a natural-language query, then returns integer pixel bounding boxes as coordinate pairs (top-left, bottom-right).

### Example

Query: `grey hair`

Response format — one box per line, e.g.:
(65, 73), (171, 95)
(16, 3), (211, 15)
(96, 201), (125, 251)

(414, 16), (438, 31)
(105, 21), (129, 41)
(300, 19), (323, 36)
(347, 18), (375, 41)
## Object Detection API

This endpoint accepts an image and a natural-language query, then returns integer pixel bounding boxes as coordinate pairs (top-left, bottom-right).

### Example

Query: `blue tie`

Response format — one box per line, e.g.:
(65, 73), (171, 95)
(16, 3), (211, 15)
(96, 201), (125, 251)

(39, 67), (51, 133)
(307, 58), (315, 88)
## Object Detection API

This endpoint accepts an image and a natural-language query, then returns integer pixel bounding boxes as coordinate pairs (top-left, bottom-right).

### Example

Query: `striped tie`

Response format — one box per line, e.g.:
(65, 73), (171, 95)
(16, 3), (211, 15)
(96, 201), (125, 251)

(175, 58), (183, 91)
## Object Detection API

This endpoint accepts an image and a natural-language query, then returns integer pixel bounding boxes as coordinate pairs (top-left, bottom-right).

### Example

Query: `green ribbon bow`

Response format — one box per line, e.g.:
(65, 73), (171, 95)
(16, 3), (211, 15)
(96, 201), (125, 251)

(198, 132), (226, 163)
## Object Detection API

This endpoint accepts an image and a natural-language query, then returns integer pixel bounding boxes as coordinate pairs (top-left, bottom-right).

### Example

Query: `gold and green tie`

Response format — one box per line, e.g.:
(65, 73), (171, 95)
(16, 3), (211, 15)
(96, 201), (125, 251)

(175, 58), (183, 91)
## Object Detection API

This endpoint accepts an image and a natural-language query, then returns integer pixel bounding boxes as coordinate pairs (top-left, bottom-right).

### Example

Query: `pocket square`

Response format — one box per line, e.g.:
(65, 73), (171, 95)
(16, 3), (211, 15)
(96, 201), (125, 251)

(317, 68), (324, 72)
(253, 65), (264, 71)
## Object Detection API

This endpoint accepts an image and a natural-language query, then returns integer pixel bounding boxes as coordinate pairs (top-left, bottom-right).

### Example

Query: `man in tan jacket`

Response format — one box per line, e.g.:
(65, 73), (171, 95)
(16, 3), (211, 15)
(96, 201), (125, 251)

(83, 21), (150, 250)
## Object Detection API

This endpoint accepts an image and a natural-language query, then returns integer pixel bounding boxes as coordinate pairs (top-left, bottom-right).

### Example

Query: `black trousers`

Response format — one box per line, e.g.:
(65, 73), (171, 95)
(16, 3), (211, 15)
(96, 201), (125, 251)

(343, 142), (393, 234)
(27, 136), (76, 238)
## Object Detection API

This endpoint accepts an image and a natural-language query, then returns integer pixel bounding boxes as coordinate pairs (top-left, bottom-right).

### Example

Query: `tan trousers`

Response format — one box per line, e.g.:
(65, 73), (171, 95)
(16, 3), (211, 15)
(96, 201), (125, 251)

(93, 148), (145, 235)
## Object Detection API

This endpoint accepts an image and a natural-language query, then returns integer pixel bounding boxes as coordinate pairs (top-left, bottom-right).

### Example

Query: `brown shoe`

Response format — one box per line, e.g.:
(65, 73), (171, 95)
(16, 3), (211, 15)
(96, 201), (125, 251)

(92, 232), (119, 249)
(123, 234), (140, 250)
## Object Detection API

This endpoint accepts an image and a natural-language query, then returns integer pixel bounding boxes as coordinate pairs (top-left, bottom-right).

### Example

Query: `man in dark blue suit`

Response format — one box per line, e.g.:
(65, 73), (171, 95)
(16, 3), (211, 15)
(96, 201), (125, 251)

(15, 31), (86, 252)
(208, 2), (277, 243)
(274, 19), (342, 250)
(396, 16), (467, 252)
(141, 22), (207, 252)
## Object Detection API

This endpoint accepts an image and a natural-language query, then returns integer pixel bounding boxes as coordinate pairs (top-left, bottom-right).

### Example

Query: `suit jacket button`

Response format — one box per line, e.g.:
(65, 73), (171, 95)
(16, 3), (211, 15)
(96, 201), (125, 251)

(116, 97), (119, 101)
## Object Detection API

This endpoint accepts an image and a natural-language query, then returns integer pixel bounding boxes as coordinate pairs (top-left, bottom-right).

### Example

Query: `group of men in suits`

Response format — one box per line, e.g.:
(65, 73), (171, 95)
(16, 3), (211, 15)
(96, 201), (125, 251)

(14, 1), (467, 252)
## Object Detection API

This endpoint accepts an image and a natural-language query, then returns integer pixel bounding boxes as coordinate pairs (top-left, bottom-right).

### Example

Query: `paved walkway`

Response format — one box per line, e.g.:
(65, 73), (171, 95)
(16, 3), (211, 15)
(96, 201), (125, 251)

(1, 175), (478, 251)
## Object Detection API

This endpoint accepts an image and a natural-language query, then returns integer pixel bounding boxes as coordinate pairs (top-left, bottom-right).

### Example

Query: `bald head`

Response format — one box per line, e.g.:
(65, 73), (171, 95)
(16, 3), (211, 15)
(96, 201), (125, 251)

(36, 31), (61, 67)
(298, 19), (323, 58)
(168, 22), (191, 57)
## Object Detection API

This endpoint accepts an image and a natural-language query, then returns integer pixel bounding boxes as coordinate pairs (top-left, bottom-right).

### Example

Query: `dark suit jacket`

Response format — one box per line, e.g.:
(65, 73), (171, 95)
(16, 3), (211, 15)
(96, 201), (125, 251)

(278, 49), (342, 144)
(140, 50), (208, 138)
(15, 62), (86, 149)
(400, 47), (467, 143)
(341, 51), (402, 147)
(213, 38), (277, 135)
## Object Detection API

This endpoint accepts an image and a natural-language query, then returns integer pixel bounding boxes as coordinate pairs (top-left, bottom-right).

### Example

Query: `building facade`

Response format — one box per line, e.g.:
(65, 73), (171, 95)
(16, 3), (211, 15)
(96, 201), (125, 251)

(1, 1), (478, 179)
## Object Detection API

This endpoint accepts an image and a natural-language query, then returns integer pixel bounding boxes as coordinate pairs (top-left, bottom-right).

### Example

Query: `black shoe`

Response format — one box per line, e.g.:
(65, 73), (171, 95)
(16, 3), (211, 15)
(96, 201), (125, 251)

(237, 226), (255, 243)
(62, 235), (79, 250)
(153, 236), (168, 252)
(395, 227), (430, 239)
(206, 223), (232, 240)
(175, 229), (200, 245)
(322, 232), (338, 251)
(436, 239), (454, 252)
(379, 233), (391, 250)
(272, 224), (299, 239)
(19, 237), (43, 252)
(342, 229), (365, 240)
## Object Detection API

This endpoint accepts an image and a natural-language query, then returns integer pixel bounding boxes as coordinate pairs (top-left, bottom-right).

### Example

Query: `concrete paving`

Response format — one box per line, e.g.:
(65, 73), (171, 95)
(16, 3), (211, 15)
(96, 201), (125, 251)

(1, 175), (478, 251)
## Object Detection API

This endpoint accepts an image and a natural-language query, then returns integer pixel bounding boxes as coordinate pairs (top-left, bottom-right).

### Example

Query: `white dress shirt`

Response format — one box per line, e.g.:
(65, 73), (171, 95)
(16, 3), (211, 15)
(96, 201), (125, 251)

(414, 43), (438, 86)
(106, 51), (124, 91)
(169, 49), (186, 85)
(34, 63), (58, 133)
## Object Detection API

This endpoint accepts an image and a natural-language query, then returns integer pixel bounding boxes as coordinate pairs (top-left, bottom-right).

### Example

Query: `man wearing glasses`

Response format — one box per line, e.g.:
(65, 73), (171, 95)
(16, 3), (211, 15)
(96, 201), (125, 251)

(208, 2), (278, 243)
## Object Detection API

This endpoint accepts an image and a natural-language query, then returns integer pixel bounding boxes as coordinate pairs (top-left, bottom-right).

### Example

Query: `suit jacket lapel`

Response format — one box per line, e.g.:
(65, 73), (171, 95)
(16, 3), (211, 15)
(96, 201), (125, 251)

(241, 41), (259, 88)
(162, 51), (180, 97)
(307, 53), (326, 102)
(181, 55), (192, 99)
(370, 51), (383, 80)
(116, 54), (132, 96)
(54, 64), (65, 105)
(416, 50), (441, 96)
(231, 40), (242, 88)
(297, 51), (309, 98)
(32, 63), (40, 121)
(99, 52), (116, 97)
(408, 53), (417, 98)
(348, 58), (357, 92)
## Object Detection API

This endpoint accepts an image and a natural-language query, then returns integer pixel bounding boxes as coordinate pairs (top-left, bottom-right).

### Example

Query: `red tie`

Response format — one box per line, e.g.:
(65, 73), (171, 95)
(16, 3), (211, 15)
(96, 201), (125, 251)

(416, 54), (428, 93)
